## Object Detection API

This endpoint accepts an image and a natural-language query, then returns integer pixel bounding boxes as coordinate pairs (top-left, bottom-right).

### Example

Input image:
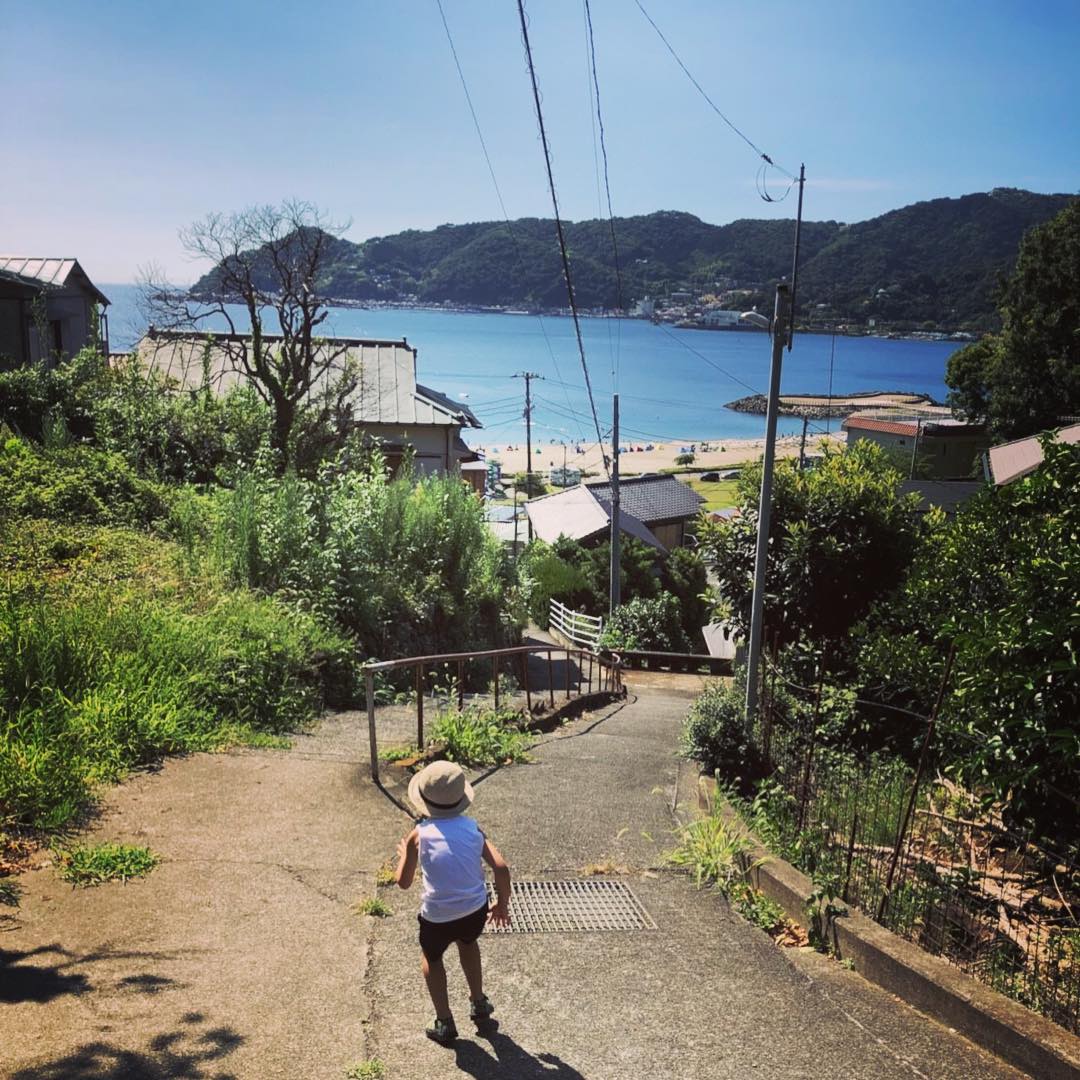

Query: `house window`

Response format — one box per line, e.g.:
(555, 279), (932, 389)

(50, 320), (63, 355)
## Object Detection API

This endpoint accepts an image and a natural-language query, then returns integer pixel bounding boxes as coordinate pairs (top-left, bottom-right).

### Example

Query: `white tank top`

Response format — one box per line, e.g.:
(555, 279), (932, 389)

(418, 816), (489, 923)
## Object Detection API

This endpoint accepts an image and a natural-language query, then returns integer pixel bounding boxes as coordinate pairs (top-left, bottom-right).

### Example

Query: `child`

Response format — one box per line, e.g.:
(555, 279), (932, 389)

(395, 760), (511, 1045)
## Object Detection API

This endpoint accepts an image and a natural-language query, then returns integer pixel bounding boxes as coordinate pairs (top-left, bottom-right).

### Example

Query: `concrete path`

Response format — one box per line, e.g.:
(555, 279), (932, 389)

(1, 690), (1028, 1078)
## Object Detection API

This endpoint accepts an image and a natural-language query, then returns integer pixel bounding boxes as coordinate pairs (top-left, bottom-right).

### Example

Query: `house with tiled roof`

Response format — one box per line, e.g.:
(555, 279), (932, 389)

(134, 329), (481, 476)
(0, 257), (110, 366)
(842, 411), (989, 479)
(525, 473), (705, 552)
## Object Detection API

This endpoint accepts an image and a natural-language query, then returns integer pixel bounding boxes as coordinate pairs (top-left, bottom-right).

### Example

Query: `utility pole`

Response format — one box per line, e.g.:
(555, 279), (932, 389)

(745, 283), (792, 720)
(609, 394), (621, 616)
(514, 372), (542, 539)
(909, 417), (923, 479)
(798, 415), (809, 470)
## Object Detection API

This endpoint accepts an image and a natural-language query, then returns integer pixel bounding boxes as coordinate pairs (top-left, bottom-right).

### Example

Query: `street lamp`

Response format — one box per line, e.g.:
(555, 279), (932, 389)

(741, 284), (792, 719)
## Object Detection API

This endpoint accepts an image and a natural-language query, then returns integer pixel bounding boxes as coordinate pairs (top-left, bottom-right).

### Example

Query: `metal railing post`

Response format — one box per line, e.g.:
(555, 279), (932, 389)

(458, 659), (465, 709)
(547, 651), (555, 708)
(493, 655), (500, 709)
(522, 651), (531, 713)
(366, 669), (379, 782)
(565, 650), (571, 701)
(416, 665), (424, 748)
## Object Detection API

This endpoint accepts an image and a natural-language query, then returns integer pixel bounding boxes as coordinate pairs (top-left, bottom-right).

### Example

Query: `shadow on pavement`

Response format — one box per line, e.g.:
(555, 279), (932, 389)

(454, 1023), (586, 1078)
(1, 944), (186, 1005)
(10, 1011), (244, 1079)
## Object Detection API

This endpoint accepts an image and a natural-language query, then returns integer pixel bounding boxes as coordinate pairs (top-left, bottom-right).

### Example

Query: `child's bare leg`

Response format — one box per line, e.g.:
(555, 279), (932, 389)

(457, 939), (483, 1000)
(422, 953), (452, 1018)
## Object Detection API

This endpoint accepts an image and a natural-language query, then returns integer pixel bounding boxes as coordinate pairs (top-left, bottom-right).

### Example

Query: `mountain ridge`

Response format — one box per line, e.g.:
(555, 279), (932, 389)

(191, 188), (1076, 331)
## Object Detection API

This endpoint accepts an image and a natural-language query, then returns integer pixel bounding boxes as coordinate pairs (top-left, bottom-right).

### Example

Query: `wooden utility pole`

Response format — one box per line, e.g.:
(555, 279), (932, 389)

(798, 415), (809, 470)
(609, 394), (621, 615)
(514, 371), (542, 539)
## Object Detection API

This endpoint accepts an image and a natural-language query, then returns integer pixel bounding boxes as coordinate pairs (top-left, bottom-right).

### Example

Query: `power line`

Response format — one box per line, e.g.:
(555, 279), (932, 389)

(516, 0), (610, 480)
(583, 0), (625, 388)
(434, 0), (586, 445)
(633, 0), (796, 184)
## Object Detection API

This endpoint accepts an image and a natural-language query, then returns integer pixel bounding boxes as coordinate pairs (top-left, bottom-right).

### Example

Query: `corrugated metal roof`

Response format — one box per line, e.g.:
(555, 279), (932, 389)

(134, 331), (479, 428)
(987, 423), (1080, 485)
(585, 473), (704, 525)
(524, 485), (666, 551)
(0, 256), (109, 305)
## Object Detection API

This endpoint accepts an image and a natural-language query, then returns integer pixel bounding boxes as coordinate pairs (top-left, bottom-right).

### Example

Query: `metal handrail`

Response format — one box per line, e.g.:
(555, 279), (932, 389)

(362, 643), (622, 781)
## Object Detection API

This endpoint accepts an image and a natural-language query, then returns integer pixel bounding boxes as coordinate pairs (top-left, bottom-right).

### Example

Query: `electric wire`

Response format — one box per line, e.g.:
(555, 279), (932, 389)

(583, 0), (625, 389)
(633, 0), (796, 183)
(434, 0), (586, 445)
(517, 0), (610, 479)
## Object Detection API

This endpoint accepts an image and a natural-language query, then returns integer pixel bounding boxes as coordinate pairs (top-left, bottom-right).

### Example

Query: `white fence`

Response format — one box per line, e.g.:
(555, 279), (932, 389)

(549, 598), (604, 649)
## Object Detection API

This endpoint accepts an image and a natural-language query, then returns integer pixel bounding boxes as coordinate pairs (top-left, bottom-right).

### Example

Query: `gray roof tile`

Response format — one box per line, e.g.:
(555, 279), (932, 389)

(586, 473), (704, 524)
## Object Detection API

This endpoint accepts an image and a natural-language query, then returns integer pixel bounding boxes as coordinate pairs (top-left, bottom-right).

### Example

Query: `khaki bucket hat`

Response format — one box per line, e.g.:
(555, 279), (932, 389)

(408, 760), (475, 819)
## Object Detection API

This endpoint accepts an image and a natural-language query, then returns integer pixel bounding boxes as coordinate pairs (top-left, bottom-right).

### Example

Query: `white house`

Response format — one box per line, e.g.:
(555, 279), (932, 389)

(134, 329), (481, 475)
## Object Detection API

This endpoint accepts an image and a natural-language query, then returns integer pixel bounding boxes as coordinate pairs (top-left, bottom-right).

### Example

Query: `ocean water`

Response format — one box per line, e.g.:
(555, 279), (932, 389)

(103, 284), (960, 446)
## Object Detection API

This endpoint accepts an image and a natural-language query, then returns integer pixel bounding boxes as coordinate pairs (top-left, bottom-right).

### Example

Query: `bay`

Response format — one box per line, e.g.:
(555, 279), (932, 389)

(103, 284), (960, 447)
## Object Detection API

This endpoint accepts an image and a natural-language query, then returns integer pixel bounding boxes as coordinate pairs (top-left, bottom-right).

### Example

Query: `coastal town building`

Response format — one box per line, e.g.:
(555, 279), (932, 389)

(133, 329), (480, 475)
(702, 308), (742, 328)
(842, 410), (989, 479)
(984, 422), (1080, 485)
(0, 257), (110, 366)
(525, 473), (704, 552)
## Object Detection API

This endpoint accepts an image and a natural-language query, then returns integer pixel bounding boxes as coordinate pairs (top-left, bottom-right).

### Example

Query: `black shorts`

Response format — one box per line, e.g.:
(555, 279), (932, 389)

(418, 904), (489, 961)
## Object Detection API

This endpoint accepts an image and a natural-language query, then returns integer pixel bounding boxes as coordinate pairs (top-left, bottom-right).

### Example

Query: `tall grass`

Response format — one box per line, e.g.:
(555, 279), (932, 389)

(199, 455), (517, 660)
(0, 518), (352, 830)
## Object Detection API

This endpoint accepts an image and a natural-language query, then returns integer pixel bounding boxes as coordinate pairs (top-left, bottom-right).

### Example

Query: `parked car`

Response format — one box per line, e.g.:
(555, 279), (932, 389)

(720, 469), (741, 480)
(700, 471), (720, 482)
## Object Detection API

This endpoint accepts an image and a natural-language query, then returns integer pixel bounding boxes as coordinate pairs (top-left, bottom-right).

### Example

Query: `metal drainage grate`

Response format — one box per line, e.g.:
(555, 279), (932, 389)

(485, 879), (656, 934)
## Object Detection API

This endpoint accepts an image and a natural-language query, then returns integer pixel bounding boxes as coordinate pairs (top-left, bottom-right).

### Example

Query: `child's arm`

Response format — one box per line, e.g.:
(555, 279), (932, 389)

(482, 838), (511, 927)
(395, 828), (419, 890)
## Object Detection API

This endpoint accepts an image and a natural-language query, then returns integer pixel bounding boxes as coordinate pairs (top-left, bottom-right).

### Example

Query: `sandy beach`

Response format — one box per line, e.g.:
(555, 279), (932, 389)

(467, 432), (843, 478)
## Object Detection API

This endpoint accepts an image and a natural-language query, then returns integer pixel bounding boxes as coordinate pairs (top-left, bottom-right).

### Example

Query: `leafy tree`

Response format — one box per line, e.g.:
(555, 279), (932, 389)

(598, 593), (692, 653)
(857, 435), (1080, 838)
(946, 198), (1080, 438)
(697, 442), (922, 662)
(661, 545), (711, 646)
(516, 535), (663, 624)
(0, 347), (270, 485)
(142, 201), (358, 470)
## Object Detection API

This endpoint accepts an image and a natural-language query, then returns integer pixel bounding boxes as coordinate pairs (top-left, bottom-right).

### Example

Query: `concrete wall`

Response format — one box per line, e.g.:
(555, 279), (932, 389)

(847, 428), (987, 479)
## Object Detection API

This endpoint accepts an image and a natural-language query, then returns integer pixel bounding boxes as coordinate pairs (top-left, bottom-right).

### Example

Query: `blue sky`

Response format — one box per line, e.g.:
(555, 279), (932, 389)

(2, 0), (1077, 282)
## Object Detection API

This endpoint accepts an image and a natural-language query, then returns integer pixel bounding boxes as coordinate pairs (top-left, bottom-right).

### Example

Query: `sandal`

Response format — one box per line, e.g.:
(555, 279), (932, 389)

(470, 995), (495, 1023)
(425, 1016), (458, 1045)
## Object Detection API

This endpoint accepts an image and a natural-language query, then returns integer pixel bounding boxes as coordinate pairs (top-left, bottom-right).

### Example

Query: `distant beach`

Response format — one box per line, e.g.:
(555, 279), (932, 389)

(478, 432), (843, 478)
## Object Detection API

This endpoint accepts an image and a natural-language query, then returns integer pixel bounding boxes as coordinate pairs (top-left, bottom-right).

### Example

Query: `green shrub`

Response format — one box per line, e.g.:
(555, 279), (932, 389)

(675, 452), (695, 466)
(0, 439), (170, 527)
(430, 706), (530, 767)
(512, 470), (547, 497)
(599, 593), (692, 653)
(681, 678), (753, 776)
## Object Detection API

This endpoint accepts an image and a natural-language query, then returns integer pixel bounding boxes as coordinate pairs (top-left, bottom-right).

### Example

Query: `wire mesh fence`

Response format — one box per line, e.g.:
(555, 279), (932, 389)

(753, 657), (1080, 1034)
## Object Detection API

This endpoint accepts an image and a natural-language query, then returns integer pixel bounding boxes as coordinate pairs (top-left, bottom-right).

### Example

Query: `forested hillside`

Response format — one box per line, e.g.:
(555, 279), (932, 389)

(192, 188), (1075, 331)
